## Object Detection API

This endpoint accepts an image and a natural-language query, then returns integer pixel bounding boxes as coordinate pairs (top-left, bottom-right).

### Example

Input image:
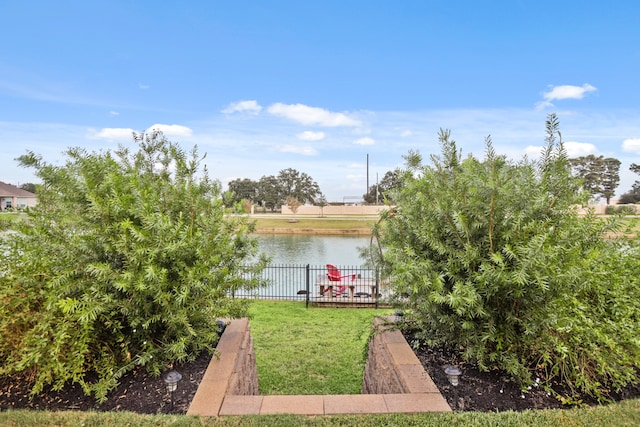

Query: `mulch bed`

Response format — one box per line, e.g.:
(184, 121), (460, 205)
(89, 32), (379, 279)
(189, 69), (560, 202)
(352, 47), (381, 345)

(0, 352), (211, 414)
(1, 331), (639, 414)
(403, 329), (640, 412)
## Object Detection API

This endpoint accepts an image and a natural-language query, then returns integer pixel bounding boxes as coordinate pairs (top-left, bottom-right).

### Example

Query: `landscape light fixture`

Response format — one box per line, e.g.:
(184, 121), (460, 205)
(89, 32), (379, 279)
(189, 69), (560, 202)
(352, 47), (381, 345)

(444, 365), (462, 386)
(394, 310), (404, 323)
(163, 370), (183, 408)
(444, 365), (462, 410)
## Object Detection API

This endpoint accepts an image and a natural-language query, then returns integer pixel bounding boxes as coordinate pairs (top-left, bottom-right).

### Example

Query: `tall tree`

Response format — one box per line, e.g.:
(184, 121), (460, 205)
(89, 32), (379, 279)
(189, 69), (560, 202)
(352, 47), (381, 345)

(227, 178), (258, 204)
(276, 168), (320, 205)
(569, 154), (605, 198)
(569, 154), (621, 204)
(257, 175), (281, 212)
(601, 157), (621, 204)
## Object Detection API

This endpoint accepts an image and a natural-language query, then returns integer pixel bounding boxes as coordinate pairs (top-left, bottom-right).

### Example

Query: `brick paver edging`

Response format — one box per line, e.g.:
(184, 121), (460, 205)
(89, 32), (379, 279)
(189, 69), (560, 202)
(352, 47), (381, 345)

(187, 317), (451, 416)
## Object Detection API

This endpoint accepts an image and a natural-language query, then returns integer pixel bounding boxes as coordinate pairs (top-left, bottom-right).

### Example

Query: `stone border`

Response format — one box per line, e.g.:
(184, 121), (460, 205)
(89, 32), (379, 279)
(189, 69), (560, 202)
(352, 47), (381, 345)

(187, 317), (451, 416)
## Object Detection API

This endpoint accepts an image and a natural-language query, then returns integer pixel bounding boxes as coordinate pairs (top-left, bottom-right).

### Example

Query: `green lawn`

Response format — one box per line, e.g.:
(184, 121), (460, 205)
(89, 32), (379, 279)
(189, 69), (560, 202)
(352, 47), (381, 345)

(248, 300), (391, 395)
(2, 399), (639, 426)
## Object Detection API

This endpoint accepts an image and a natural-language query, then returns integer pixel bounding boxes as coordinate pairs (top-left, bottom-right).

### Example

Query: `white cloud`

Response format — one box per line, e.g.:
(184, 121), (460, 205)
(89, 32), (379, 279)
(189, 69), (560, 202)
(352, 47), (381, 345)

(536, 84), (597, 110)
(88, 124), (192, 141)
(297, 130), (326, 141)
(146, 124), (193, 138)
(354, 137), (375, 145)
(278, 145), (318, 155)
(525, 141), (597, 158)
(222, 100), (263, 115)
(524, 145), (544, 158)
(109, 111), (120, 116)
(88, 127), (136, 141)
(622, 138), (640, 154)
(267, 103), (361, 127)
(400, 130), (413, 137)
(345, 174), (365, 181)
(564, 141), (598, 157)
(138, 83), (150, 90)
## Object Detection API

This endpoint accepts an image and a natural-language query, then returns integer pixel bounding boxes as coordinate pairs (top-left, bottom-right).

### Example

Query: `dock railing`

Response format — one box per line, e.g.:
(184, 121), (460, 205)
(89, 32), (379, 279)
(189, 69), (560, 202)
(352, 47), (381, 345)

(231, 264), (384, 308)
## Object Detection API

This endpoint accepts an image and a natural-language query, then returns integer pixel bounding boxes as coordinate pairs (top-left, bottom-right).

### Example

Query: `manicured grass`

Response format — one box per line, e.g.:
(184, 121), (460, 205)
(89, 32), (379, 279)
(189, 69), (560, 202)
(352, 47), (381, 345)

(0, 212), (24, 224)
(248, 300), (391, 395)
(2, 399), (639, 426)
(252, 216), (377, 231)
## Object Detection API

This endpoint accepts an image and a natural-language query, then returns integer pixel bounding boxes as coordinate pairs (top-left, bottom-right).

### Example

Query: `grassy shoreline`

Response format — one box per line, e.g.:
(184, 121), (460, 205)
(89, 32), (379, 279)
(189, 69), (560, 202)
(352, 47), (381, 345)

(251, 215), (378, 235)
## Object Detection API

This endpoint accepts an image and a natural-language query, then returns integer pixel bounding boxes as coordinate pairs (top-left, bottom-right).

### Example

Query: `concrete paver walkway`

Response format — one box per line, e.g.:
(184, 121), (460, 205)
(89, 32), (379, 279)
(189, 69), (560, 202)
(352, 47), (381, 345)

(187, 318), (452, 417)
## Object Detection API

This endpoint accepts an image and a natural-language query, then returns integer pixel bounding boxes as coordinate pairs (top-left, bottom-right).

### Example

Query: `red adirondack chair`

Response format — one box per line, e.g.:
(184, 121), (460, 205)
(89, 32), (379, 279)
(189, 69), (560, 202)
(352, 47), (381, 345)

(322, 264), (356, 297)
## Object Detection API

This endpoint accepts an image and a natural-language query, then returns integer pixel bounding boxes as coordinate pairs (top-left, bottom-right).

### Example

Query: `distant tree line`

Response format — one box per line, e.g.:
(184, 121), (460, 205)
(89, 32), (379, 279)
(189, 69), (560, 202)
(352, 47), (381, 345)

(226, 168), (322, 212)
(361, 155), (632, 207)
(362, 169), (404, 204)
(568, 155), (621, 204)
(568, 155), (640, 205)
(19, 183), (37, 193)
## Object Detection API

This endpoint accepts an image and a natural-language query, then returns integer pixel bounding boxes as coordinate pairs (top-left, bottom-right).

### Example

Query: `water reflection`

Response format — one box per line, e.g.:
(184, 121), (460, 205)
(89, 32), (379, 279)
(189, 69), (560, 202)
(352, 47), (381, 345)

(256, 234), (370, 266)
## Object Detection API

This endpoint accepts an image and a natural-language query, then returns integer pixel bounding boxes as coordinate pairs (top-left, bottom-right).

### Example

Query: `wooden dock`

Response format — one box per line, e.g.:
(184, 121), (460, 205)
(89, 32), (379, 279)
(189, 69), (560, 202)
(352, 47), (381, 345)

(312, 276), (389, 307)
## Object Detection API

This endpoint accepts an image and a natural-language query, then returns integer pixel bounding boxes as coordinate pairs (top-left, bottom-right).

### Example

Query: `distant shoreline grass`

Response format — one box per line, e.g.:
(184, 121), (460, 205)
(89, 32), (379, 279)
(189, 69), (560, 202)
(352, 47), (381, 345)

(251, 215), (377, 235)
(248, 214), (640, 237)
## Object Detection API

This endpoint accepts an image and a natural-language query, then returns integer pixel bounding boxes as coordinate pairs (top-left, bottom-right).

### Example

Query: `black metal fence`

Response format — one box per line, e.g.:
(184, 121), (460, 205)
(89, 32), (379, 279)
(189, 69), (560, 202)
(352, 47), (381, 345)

(232, 264), (382, 308)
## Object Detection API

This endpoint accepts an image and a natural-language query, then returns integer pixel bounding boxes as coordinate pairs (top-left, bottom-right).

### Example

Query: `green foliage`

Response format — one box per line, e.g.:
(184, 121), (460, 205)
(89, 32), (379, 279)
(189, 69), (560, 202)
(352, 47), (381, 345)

(0, 131), (267, 401)
(569, 155), (621, 204)
(227, 178), (258, 205)
(277, 168), (321, 205)
(605, 205), (638, 215)
(19, 182), (37, 193)
(231, 169), (322, 211)
(381, 115), (640, 401)
(363, 169), (405, 204)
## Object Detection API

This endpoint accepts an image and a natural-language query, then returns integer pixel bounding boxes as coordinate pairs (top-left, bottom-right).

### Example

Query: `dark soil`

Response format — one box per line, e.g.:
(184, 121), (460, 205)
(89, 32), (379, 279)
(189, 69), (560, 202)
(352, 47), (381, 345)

(0, 352), (211, 414)
(1, 331), (638, 415)
(403, 329), (640, 412)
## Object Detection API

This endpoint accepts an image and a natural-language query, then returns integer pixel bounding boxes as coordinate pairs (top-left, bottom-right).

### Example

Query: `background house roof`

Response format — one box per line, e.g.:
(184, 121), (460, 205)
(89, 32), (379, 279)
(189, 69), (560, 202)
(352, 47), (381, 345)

(0, 181), (36, 197)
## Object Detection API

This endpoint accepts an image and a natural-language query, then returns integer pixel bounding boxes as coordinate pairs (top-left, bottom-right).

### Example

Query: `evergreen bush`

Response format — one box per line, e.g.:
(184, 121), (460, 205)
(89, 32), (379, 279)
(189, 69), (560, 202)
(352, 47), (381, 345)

(380, 114), (640, 401)
(0, 132), (266, 400)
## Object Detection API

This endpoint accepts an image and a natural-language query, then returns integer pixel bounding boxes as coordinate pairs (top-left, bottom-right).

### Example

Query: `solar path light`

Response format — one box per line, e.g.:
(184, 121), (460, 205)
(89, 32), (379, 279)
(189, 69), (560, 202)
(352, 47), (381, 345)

(163, 370), (183, 408)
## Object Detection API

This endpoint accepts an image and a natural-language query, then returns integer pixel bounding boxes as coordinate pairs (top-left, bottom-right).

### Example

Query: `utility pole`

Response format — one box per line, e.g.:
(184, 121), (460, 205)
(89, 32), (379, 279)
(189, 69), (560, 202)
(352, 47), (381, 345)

(366, 154), (369, 201)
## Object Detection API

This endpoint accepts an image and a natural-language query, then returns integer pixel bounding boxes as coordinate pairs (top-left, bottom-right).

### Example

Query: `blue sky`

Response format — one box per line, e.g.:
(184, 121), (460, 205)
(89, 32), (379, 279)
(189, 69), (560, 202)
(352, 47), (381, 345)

(1, 0), (639, 202)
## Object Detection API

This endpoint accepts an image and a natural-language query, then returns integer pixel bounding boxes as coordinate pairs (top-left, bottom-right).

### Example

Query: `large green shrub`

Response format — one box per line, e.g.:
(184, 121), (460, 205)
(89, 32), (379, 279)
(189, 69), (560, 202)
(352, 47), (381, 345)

(0, 132), (266, 400)
(381, 114), (640, 401)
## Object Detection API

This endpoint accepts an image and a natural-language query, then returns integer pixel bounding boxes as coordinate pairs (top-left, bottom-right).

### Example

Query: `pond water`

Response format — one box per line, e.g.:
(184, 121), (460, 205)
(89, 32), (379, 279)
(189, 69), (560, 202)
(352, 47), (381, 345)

(246, 234), (378, 299)
(255, 234), (372, 266)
